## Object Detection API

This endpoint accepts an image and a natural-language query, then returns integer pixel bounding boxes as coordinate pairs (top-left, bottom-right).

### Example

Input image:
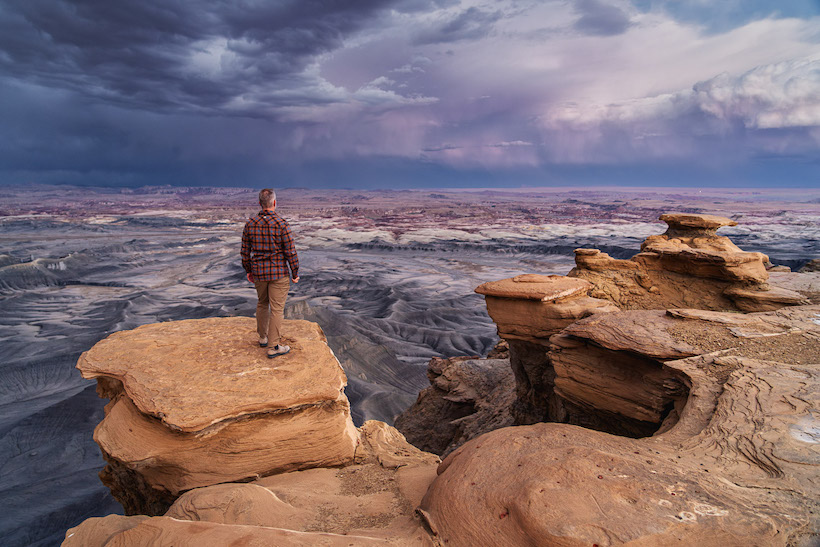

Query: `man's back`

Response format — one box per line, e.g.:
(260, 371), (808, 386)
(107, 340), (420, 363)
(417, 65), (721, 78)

(241, 210), (298, 282)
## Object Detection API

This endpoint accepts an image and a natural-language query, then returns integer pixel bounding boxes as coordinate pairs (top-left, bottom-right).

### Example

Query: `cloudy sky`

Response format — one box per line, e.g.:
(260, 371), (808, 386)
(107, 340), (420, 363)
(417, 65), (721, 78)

(1, 0), (818, 188)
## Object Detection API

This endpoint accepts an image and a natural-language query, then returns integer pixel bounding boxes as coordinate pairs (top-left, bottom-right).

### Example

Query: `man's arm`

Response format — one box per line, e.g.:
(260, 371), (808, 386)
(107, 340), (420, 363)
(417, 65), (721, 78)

(279, 220), (299, 280)
(241, 222), (252, 275)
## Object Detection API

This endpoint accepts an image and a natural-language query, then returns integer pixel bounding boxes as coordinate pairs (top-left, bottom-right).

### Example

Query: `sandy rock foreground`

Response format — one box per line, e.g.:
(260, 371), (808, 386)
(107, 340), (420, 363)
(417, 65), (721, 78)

(68, 243), (820, 546)
(65, 421), (440, 546)
(418, 305), (820, 546)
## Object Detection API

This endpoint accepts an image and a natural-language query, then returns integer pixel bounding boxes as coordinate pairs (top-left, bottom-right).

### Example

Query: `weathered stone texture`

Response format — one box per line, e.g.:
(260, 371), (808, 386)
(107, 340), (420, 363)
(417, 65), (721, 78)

(77, 317), (358, 514)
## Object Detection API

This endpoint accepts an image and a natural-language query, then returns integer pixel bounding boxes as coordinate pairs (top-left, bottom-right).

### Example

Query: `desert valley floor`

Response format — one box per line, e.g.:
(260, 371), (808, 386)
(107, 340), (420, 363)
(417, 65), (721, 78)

(0, 185), (818, 546)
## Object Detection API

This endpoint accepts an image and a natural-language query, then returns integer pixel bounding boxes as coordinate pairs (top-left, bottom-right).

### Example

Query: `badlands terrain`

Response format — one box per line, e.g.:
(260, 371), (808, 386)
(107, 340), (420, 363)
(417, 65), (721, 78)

(0, 184), (818, 545)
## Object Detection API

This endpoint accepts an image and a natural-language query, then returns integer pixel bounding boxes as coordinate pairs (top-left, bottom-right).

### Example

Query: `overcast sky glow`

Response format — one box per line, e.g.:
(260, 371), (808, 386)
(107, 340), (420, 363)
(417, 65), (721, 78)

(1, 0), (818, 188)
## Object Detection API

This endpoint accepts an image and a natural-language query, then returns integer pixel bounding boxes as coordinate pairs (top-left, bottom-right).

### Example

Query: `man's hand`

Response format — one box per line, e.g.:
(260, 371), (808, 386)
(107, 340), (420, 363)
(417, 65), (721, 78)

(292, 276), (300, 283)
(246, 272), (254, 283)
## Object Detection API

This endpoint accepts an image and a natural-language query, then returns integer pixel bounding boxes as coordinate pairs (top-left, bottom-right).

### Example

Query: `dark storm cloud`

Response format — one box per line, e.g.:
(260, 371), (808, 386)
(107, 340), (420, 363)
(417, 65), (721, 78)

(393, 0), (461, 13)
(412, 7), (503, 45)
(0, 0), (817, 189)
(0, 0), (394, 113)
(573, 0), (632, 36)
(421, 144), (462, 152)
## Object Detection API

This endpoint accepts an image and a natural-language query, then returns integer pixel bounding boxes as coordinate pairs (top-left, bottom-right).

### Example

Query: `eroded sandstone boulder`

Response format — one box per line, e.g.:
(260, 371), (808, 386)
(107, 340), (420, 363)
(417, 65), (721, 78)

(475, 274), (618, 424)
(570, 213), (809, 312)
(76, 317), (359, 515)
(800, 258), (820, 273)
(64, 421), (440, 546)
(418, 305), (820, 546)
(550, 310), (695, 437)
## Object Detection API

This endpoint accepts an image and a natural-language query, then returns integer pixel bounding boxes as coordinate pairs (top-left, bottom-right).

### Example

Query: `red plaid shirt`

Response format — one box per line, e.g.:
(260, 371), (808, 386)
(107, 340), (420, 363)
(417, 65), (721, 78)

(241, 210), (299, 281)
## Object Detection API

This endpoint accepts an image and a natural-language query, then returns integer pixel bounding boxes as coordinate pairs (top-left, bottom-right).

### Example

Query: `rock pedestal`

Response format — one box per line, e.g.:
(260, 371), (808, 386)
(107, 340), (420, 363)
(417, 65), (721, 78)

(475, 274), (617, 424)
(76, 317), (359, 515)
(570, 213), (809, 311)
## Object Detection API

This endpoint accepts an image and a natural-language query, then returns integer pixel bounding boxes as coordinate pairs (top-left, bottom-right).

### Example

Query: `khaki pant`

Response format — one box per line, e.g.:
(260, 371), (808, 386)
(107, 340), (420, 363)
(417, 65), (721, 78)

(254, 277), (290, 346)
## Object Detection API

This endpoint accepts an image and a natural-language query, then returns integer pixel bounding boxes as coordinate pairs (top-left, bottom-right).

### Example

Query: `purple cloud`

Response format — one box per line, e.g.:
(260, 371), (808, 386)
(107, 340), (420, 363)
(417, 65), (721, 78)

(0, 0), (817, 187)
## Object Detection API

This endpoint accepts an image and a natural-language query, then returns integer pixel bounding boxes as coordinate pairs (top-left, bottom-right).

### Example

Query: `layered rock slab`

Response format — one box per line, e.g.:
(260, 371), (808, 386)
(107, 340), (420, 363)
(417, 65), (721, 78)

(64, 421), (441, 546)
(550, 310), (695, 437)
(76, 317), (358, 514)
(77, 317), (349, 432)
(475, 274), (618, 424)
(475, 274), (618, 342)
(419, 306), (820, 546)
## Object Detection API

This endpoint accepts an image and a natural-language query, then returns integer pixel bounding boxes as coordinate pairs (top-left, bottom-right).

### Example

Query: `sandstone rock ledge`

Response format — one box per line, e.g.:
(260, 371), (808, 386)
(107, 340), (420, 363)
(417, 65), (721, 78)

(76, 317), (359, 515)
(65, 421), (441, 546)
(418, 305), (820, 546)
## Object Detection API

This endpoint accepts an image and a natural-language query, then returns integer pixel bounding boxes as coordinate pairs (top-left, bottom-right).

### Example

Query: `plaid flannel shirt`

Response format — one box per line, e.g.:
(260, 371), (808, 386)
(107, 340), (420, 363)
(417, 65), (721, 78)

(241, 210), (299, 281)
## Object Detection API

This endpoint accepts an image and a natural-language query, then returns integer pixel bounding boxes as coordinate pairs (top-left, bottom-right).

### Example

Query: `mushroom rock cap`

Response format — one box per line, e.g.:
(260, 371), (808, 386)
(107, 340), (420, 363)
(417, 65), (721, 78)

(475, 275), (592, 302)
(660, 213), (737, 231)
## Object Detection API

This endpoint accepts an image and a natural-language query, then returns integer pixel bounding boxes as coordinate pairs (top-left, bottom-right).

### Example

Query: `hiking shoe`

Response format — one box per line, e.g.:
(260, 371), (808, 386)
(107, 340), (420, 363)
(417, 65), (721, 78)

(258, 337), (268, 347)
(267, 344), (290, 358)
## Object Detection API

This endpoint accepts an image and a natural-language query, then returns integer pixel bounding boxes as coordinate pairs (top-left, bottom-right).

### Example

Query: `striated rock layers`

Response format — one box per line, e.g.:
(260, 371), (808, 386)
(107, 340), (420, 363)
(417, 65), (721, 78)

(76, 317), (359, 515)
(394, 355), (515, 457)
(418, 305), (820, 546)
(474, 274), (618, 424)
(570, 213), (809, 312)
(64, 420), (442, 546)
(467, 214), (814, 427)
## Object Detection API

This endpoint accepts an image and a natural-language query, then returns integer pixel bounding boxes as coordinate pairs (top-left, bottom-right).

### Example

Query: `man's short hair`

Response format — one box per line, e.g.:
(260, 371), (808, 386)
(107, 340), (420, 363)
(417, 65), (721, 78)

(259, 188), (276, 208)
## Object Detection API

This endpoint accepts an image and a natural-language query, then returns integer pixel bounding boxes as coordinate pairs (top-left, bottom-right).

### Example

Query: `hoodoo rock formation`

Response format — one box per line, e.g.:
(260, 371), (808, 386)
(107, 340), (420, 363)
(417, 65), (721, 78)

(570, 213), (809, 312)
(76, 317), (359, 515)
(458, 214), (815, 427)
(399, 213), (819, 545)
(418, 304), (820, 546)
(474, 274), (618, 424)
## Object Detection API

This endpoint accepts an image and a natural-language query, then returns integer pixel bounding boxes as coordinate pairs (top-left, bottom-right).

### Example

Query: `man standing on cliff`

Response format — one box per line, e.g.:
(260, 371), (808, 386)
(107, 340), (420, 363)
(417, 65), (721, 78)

(241, 188), (299, 358)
